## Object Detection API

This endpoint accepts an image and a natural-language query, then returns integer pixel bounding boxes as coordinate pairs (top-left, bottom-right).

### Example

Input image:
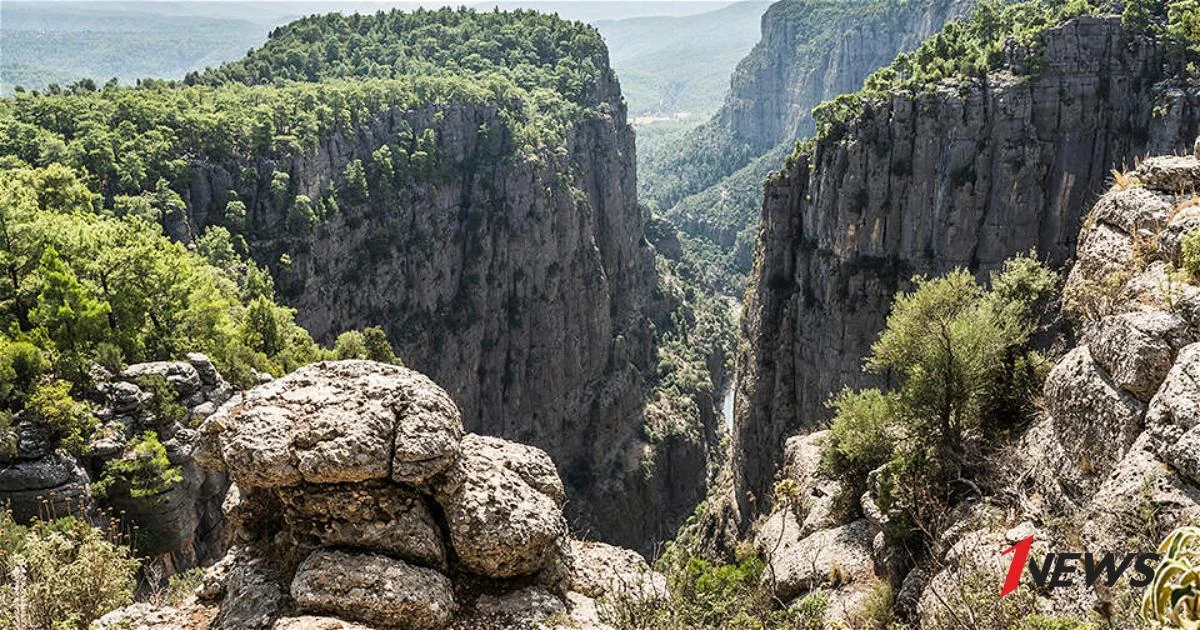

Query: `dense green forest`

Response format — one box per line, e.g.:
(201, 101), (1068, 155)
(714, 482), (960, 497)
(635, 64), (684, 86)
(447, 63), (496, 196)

(0, 7), (623, 465)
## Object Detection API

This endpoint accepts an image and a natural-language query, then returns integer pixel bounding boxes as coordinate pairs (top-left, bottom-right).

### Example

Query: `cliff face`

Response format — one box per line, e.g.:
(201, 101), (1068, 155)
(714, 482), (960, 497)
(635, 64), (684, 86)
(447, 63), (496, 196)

(175, 69), (704, 550)
(735, 15), (1200, 515)
(718, 0), (971, 156)
(642, 0), (971, 259)
(748, 150), (1200, 626)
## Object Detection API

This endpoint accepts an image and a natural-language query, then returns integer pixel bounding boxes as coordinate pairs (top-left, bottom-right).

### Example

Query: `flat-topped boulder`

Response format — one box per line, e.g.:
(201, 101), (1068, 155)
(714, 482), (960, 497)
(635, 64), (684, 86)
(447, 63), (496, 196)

(200, 361), (463, 488)
(290, 550), (456, 630)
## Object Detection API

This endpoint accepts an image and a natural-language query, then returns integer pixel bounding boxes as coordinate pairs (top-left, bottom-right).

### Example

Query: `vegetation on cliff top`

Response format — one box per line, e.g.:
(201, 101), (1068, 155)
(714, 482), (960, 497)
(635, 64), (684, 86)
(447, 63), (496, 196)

(0, 8), (616, 457)
(807, 0), (1200, 148)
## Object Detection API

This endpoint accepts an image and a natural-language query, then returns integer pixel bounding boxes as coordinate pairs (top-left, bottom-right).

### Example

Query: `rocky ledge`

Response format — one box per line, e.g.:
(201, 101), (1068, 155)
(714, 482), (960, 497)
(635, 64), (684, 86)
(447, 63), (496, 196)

(99, 360), (666, 629)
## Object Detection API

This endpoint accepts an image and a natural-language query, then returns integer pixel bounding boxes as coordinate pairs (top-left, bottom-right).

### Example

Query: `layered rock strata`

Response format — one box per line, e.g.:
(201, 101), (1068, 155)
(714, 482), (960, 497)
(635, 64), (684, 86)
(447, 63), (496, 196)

(0, 353), (234, 573)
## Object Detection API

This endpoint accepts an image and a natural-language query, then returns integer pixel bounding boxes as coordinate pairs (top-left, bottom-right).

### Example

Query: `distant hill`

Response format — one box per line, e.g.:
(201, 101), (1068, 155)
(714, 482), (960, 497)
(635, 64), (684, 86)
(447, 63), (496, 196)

(0, 0), (763, 117)
(594, 1), (768, 117)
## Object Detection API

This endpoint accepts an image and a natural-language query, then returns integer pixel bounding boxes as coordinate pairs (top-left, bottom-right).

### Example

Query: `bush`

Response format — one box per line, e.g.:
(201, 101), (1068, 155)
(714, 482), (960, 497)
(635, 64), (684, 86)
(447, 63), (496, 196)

(821, 254), (1056, 537)
(847, 579), (895, 629)
(0, 512), (139, 629)
(135, 374), (188, 426)
(25, 379), (96, 456)
(608, 548), (825, 629)
(1182, 226), (1200, 280)
(820, 388), (898, 502)
(94, 431), (183, 500)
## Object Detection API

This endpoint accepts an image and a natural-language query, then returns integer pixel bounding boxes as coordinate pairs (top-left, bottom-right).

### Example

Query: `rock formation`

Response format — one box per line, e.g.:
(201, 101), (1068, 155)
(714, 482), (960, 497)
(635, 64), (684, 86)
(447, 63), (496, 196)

(735, 15), (1200, 518)
(99, 360), (666, 629)
(171, 29), (705, 553)
(749, 145), (1200, 626)
(0, 353), (234, 574)
(642, 0), (972, 273)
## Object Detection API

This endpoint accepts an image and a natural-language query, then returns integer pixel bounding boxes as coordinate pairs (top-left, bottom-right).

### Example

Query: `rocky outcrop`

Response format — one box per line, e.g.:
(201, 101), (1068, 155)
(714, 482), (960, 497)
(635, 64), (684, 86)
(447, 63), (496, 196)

(172, 29), (704, 552)
(0, 353), (233, 575)
(735, 15), (1200, 517)
(746, 147), (1200, 626)
(910, 150), (1200, 624)
(185, 360), (666, 629)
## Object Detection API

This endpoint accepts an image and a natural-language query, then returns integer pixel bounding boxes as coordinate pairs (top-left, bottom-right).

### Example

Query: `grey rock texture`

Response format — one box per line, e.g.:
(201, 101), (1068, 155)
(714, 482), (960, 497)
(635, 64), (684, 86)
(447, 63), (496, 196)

(756, 518), (873, 603)
(913, 148), (1200, 621)
(201, 360), (462, 489)
(734, 15), (1200, 517)
(434, 433), (567, 578)
(192, 360), (666, 630)
(720, 0), (972, 157)
(290, 550), (456, 630)
(652, 0), (971, 271)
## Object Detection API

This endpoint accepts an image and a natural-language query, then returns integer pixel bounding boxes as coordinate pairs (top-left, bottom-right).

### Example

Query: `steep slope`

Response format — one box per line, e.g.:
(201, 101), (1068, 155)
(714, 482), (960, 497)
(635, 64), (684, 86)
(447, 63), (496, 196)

(639, 0), (972, 287)
(734, 7), (1200, 518)
(0, 8), (717, 552)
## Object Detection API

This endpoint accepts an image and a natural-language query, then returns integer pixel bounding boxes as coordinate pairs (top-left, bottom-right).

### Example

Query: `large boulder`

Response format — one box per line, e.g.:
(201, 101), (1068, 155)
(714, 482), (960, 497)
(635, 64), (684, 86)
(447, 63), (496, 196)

(0, 451), (90, 522)
(201, 361), (463, 488)
(1042, 345), (1146, 493)
(567, 539), (667, 603)
(1146, 343), (1200, 484)
(290, 550), (456, 630)
(759, 518), (873, 602)
(184, 361), (657, 629)
(434, 433), (567, 578)
(1088, 310), (1190, 401)
(122, 361), (203, 398)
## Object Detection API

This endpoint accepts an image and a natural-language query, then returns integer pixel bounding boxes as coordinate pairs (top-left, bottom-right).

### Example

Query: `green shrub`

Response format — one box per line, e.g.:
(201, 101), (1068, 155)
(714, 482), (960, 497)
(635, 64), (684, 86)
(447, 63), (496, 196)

(820, 388), (898, 504)
(135, 374), (187, 426)
(847, 579), (895, 629)
(821, 254), (1056, 537)
(362, 327), (400, 365)
(25, 379), (96, 456)
(0, 340), (48, 404)
(0, 512), (139, 629)
(94, 431), (183, 500)
(1182, 226), (1200, 280)
(608, 549), (825, 629)
(0, 411), (16, 460)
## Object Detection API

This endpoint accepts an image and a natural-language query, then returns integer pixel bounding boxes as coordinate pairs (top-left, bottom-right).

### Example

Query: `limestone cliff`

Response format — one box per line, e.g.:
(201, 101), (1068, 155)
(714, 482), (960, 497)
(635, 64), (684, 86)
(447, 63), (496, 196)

(746, 141), (1200, 629)
(170, 50), (708, 550)
(735, 15), (1200, 517)
(0, 354), (235, 574)
(641, 0), (971, 279)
